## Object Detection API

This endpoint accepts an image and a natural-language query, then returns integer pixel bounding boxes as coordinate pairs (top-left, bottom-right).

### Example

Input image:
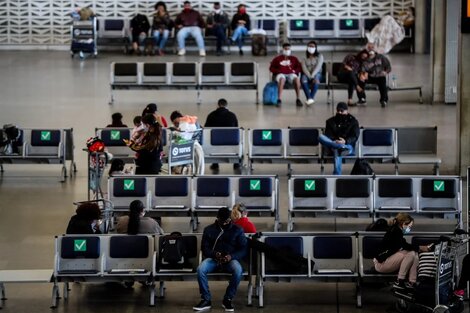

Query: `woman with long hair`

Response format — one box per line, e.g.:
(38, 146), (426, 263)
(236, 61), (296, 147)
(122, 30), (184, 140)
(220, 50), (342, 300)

(116, 200), (164, 234)
(230, 203), (256, 233)
(300, 41), (324, 105)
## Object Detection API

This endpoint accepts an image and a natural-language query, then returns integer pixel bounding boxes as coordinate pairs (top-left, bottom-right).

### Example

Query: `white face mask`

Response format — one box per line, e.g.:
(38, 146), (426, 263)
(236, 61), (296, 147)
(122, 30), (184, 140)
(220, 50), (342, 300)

(307, 47), (316, 54)
(283, 49), (291, 56)
(214, 9), (221, 14)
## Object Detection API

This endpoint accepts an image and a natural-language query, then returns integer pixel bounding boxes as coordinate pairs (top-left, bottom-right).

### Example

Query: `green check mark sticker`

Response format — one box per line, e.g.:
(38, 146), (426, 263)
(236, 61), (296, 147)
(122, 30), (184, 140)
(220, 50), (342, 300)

(433, 180), (444, 192)
(345, 19), (353, 27)
(304, 180), (315, 191)
(110, 130), (120, 140)
(74, 239), (87, 252)
(250, 179), (261, 191)
(41, 131), (51, 141)
(262, 131), (272, 140)
(124, 179), (135, 191)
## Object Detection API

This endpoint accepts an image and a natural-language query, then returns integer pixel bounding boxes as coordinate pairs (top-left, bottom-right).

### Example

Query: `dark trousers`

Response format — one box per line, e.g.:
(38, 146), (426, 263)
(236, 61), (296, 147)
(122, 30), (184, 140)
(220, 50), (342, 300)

(337, 70), (365, 100)
(210, 25), (226, 52)
(457, 254), (470, 290)
(367, 76), (388, 102)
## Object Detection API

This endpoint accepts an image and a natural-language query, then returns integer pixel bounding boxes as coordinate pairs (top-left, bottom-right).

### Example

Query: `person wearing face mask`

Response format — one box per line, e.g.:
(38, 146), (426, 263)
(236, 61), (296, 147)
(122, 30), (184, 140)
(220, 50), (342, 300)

(230, 4), (251, 56)
(152, 1), (173, 56)
(116, 200), (164, 234)
(206, 2), (229, 56)
(318, 102), (359, 175)
(362, 48), (392, 107)
(300, 41), (324, 106)
(269, 42), (303, 106)
(374, 213), (430, 291)
(193, 207), (247, 312)
(337, 49), (369, 106)
(174, 1), (206, 56)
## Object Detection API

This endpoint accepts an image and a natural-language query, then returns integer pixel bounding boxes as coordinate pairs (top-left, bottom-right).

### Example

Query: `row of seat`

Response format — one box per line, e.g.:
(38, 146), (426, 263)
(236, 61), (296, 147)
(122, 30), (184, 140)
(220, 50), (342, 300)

(108, 175), (279, 231)
(109, 61), (258, 104)
(52, 231), (447, 308)
(97, 126), (440, 175)
(0, 128), (76, 181)
(107, 174), (461, 232)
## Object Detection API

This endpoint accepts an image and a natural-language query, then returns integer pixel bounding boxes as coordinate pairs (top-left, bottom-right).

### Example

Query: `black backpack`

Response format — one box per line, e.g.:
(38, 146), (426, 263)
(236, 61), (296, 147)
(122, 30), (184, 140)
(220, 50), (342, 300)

(351, 158), (374, 175)
(159, 232), (186, 269)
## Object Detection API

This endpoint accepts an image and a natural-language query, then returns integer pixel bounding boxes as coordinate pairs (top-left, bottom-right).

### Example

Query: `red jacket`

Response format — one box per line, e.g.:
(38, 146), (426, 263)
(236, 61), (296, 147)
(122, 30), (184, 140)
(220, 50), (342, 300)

(269, 55), (302, 76)
(234, 217), (257, 233)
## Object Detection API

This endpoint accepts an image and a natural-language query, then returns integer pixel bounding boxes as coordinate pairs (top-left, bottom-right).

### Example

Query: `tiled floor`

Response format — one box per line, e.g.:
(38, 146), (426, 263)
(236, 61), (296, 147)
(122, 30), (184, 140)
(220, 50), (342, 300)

(0, 50), (467, 313)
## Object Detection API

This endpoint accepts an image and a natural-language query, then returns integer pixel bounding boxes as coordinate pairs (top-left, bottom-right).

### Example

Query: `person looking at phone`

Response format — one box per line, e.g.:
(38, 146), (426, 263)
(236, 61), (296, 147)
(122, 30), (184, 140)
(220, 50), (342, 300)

(373, 213), (431, 291)
(66, 202), (102, 234)
(193, 207), (247, 312)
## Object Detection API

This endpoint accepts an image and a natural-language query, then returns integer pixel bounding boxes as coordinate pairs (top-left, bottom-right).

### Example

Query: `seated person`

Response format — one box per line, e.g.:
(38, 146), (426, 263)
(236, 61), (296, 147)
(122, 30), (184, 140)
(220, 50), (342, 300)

(206, 2), (229, 56)
(66, 202), (102, 234)
(230, 203), (256, 233)
(130, 13), (151, 55)
(318, 102), (359, 175)
(362, 48), (392, 107)
(301, 41), (324, 105)
(192, 207), (247, 312)
(454, 254), (470, 298)
(230, 4), (250, 55)
(337, 50), (369, 106)
(152, 1), (173, 56)
(106, 112), (127, 128)
(116, 200), (164, 234)
(269, 43), (302, 106)
(174, 1), (206, 57)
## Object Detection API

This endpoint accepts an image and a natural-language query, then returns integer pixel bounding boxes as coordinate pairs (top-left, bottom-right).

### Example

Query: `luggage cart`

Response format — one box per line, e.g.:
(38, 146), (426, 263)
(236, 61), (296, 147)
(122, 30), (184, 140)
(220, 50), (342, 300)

(394, 230), (468, 313)
(86, 150), (109, 201)
(167, 129), (202, 175)
(70, 18), (97, 59)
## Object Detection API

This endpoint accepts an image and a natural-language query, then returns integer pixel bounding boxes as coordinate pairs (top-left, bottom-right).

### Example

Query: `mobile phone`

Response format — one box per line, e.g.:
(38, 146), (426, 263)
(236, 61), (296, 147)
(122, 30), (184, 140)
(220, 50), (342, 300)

(427, 243), (435, 249)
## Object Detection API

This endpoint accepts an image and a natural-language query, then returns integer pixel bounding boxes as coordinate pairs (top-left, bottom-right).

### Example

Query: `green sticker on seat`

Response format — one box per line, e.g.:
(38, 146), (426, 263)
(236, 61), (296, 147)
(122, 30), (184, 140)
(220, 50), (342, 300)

(304, 180), (315, 191)
(74, 239), (87, 252)
(345, 19), (353, 27)
(433, 180), (444, 192)
(296, 20), (304, 28)
(250, 179), (261, 191)
(262, 131), (272, 140)
(123, 179), (135, 191)
(110, 130), (120, 140)
(41, 131), (51, 141)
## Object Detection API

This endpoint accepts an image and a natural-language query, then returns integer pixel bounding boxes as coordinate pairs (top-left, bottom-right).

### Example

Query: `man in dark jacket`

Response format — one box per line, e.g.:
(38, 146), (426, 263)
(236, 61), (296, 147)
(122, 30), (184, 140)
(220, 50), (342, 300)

(318, 102), (360, 175)
(193, 207), (247, 312)
(204, 98), (239, 171)
(175, 1), (206, 56)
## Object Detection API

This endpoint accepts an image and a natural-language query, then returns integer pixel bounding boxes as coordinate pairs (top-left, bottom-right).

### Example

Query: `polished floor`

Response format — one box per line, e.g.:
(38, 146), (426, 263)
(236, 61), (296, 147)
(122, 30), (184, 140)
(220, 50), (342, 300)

(0, 49), (467, 313)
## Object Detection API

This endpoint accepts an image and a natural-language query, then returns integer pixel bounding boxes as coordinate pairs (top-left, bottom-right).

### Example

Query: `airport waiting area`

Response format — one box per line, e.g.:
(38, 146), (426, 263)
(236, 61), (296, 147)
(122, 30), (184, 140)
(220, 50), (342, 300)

(0, 1), (470, 313)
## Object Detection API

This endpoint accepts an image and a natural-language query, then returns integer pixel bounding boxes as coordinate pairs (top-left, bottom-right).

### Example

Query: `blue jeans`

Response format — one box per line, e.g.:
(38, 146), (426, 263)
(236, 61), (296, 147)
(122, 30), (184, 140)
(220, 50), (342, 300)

(153, 29), (169, 50)
(177, 26), (205, 50)
(301, 72), (322, 100)
(231, 25), (248, 49)
(318, 134), (354, 175)
(197, 258), (243, 301)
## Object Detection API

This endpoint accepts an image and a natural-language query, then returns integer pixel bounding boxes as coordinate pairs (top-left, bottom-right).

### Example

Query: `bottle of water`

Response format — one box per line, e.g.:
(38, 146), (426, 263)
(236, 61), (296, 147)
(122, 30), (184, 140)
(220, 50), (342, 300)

(391, 74), (397, 88)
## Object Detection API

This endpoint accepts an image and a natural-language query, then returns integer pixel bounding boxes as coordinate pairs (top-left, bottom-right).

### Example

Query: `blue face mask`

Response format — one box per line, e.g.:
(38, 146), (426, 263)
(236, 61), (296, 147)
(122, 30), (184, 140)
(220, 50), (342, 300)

(402, 226), (411, 234)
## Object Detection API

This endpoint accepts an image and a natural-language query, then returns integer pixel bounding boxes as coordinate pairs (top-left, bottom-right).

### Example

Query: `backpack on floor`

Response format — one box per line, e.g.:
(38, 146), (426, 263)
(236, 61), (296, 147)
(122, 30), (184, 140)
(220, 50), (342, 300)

(159, 231), (186, 269)
(350, 158), (374, 175)
(262, 81), (278, 105)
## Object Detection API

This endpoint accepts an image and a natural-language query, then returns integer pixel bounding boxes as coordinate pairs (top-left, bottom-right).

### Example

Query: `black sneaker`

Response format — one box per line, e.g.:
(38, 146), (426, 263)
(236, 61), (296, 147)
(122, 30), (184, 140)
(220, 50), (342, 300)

(358, 98), (367, 106)
(393, 279), (406, 290)
(277, 99), (282, 106)
(338, 147), (350, 156)
(239, 49), (243, 56)
(296, 99), (303, 107)
(193, 299), (212, 311)
(380, 100), (387, 107)
(222, 299), (234, 312)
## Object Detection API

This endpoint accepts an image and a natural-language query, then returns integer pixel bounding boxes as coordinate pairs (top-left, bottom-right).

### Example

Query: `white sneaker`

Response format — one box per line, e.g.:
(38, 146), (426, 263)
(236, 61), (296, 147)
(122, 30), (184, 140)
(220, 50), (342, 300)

(306, 98), (315, 105)
(177, 49), (186, 56)
(199, 49), (206, 57)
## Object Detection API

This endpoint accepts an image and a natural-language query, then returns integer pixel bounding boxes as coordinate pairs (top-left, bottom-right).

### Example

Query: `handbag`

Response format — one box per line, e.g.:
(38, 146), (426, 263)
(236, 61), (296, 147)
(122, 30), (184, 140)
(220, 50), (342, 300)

(376, 249), (391, 263)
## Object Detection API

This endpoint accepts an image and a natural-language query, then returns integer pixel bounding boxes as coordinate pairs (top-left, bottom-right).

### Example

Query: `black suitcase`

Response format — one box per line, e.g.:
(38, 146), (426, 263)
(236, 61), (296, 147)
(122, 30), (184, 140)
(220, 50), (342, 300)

(251, 34), (267, 56)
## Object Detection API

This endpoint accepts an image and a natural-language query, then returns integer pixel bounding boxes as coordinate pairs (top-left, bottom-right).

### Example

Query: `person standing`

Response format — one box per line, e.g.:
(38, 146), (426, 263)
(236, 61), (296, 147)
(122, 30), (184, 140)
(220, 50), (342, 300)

(175, 1), (206, 56)
(204, 98), (239, 171)
(230, 4), (250, 55)
(269, 43), (302, 106)
(318, 102), (359, 175)
(206, 2), (229, 56)
(152, 1), (173, 56)
(300, 41), (324, 105)
(193, 207), (247, 312)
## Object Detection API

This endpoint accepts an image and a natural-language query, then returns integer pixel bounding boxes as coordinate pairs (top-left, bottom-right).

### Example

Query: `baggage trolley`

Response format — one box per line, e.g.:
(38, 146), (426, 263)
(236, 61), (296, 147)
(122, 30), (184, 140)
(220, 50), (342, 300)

(70, 18), (97, 59)
(394, 230), (468, 313)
